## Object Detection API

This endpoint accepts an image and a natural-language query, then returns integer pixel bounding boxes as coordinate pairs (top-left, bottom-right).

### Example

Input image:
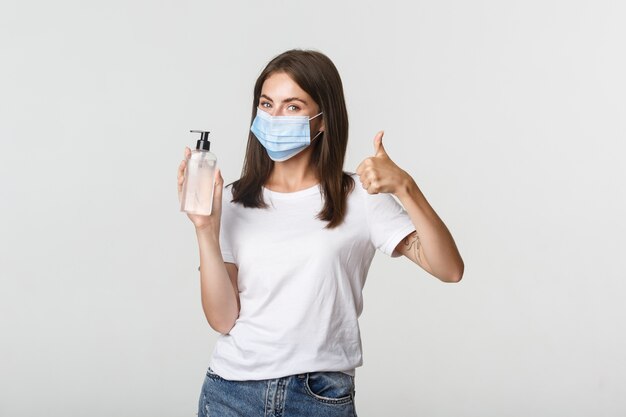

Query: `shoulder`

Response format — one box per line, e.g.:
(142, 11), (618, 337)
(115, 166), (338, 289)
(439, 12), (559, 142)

(345, 172), (388, 203)
(222, 182), (234, 201)
(347, 172), (390, 209)
(346, 172), (361, 194)
(220, 183), (236, 212)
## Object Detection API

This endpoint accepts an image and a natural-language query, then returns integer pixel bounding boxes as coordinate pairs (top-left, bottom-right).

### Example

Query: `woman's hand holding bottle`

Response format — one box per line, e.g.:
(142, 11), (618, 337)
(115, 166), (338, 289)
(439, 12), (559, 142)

(178, 146), (224, 239)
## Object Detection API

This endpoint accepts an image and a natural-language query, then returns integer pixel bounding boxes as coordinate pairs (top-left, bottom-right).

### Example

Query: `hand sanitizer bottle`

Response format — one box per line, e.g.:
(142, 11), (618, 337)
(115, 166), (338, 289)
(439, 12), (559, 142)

(180, 130), (217, 215)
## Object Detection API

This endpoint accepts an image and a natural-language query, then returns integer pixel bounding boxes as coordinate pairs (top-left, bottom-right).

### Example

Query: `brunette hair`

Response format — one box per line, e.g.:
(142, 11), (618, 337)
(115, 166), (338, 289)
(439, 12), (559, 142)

(229, 49), (355, 229)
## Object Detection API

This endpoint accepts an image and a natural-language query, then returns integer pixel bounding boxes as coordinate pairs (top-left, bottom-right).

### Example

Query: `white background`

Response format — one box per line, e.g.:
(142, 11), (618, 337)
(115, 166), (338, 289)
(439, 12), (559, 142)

(1, 1), (625, 416)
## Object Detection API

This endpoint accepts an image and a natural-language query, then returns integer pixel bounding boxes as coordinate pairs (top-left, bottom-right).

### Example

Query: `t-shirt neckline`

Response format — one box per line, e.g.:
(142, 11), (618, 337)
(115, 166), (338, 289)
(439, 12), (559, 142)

(262, 183), (321, 199)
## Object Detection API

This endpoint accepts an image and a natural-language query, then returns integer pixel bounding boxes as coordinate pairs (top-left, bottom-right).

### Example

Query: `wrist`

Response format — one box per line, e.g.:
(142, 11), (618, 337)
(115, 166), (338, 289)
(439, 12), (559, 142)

(195, 226), (220, 244)
(395, 172), (417, 200)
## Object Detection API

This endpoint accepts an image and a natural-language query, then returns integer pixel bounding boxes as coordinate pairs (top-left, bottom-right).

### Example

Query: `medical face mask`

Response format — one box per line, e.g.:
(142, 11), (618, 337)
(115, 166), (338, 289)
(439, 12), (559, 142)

(250, 108), (323, 161)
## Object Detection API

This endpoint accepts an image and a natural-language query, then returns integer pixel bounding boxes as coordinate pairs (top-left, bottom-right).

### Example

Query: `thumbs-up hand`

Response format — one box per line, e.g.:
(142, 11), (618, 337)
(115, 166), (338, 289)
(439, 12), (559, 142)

(356, 131), (410, 195)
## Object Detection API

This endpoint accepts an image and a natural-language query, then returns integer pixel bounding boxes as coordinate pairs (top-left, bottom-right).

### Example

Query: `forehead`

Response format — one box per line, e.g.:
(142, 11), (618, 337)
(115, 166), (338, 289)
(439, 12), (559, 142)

(261, 71), (313, 102)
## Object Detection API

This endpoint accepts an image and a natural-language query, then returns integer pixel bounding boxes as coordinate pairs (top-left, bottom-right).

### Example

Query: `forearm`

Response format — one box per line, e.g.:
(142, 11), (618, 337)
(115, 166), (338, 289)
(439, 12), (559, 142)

(396, 176), (464, 282)
(196, 228), (239, 333)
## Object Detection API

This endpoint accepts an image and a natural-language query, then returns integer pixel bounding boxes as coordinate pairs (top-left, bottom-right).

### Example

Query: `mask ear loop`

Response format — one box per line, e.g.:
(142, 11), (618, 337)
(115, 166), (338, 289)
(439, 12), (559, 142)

(309, 112), (323, 141)
(308, 112), (323, 121)
(311, 130), (323, 141)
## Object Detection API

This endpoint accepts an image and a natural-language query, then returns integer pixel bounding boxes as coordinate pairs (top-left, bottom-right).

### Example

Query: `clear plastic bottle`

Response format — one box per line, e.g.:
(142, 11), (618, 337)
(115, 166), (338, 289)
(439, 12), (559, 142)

(180, 130), (217, 215)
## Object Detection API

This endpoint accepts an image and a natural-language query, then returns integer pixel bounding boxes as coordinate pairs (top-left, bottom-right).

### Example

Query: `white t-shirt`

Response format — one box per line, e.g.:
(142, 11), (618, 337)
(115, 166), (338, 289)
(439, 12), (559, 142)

(209, 173), (415, 381)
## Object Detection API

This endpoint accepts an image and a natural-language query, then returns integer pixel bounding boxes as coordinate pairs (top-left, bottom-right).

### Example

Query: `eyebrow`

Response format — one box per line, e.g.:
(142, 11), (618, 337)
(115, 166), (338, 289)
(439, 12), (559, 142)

(260, 94), (308, 105)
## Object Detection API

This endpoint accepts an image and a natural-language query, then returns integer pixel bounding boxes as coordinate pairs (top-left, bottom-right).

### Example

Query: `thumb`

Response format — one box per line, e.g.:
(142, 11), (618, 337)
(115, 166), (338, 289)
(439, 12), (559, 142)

(373, 131), (386, 157)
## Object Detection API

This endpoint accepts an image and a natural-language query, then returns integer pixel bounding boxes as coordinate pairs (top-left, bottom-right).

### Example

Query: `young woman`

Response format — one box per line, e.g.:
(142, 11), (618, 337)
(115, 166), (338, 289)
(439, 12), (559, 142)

(177, 49), (464, 417)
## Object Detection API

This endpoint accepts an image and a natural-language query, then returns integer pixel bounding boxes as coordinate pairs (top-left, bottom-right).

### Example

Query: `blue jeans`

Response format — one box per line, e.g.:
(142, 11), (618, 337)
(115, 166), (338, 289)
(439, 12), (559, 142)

(198, 366), (358, 417)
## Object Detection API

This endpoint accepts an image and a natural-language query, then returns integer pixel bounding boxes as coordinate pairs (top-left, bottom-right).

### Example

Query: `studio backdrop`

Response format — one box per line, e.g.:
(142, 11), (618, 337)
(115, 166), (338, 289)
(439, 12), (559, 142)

(1, 1), (625, 416)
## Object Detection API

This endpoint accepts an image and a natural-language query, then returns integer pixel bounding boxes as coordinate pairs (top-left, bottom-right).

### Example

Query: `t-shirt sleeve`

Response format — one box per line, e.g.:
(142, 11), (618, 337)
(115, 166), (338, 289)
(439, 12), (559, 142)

(364, 191), (416, 257)
(219, 185), (236, 264)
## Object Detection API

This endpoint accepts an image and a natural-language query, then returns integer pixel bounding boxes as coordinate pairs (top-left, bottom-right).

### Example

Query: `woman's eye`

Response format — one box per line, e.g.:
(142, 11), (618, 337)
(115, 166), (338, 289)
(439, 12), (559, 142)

(260, 102), (271, 108)
(287, 104), (299, 111)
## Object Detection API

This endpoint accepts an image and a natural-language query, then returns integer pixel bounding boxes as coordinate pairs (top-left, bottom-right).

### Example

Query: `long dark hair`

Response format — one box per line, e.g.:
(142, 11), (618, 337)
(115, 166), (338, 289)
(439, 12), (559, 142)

(229, 49), (355, 229)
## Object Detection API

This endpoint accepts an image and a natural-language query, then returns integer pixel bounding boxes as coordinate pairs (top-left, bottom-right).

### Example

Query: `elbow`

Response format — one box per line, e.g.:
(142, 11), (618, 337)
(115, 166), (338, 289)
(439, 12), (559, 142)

(210, 319), (236, 335)
(439, 261), (464, 283)
(206, 313), (238, 335)
(444, 271), (463, 283)
(202, 300), (240, 335)
(215, 327), (233, 336)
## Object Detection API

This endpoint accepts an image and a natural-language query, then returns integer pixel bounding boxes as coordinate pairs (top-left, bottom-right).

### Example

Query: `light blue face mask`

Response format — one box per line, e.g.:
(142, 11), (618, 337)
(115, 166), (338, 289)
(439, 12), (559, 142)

(250, 108), (323, 161)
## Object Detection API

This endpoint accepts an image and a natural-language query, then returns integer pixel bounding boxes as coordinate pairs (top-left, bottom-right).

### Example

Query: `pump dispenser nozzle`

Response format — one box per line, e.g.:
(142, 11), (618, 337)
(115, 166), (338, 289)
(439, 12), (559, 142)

(190, 130), (211, 151)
